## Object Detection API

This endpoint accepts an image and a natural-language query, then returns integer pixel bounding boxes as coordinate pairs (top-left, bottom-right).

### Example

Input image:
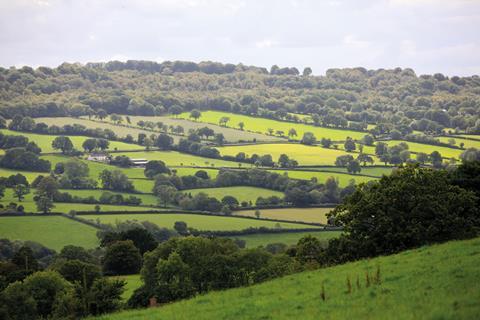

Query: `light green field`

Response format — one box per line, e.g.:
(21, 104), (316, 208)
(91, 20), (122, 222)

(218, 143), (374, 166)
(234, 207), (333, 224)
(437, 136), (480, 149)
(93, 237), (480, 320)
(233, 230), (341, 247)
(35, 116), (183, 142)
(84, 213), (319, 231)
(172, 167), (219, 179)
(313, 166), (393, 177)
(0, 189), (157, 213)
(385, 140), (463, 159)
(276, 170), (376, 186)
(117, 150), (241, 167)
(108, 274), (142, 301)
(100, 115), (282, 143)
(457, 134), (480, 140)
(61, 189), (158, 206)
(178, 111), (366, 141)
(0, 216), (98, 251)
(184, 186), (283, 203)
(0, 129), (142, 153)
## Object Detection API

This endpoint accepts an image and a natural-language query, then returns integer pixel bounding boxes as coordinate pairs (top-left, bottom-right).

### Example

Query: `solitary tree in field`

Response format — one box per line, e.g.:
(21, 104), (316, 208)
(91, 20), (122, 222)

(219, 117), (230, 126)
(189, 109), (202, 121)
(82, 139), (98, 152)
(255, 209), (261, 219)
(96, 109), (107, 120)
(52, 136), (73, 154)
(300, 132), (316, 145)
(238, 122), (245, 130)
(288, 128), (297, 139)
(169, 105), (183, 118)
(110, 114), (123, 125)
(344, 138), (356, 152)
(13, 184), (30, 202)
(156, 185), (177, 208)
(35, 195), (54, 214)
(267, 128), (274, 136)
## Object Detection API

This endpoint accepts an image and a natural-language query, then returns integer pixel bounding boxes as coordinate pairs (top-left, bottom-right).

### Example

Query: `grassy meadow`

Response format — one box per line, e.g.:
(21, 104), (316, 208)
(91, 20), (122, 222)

(0, 216), (99, 251)
(233, 230), (341, 247)
(234, 207), (333, 224)
(98, 115), (282, 143)
(178, 111), (367, 141)
(0, 129), (142, 153)
(83, 213), (320, 231)
(437, 136), (480, 149)
(217, 143), (372, 166)
(276, 169), (376, 186)
(184, 186), (284, 203)
(93, 237), (480, 320)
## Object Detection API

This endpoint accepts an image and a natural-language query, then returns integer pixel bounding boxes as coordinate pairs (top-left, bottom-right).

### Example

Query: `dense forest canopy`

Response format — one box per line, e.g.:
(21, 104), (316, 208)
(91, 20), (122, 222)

(1, 60), (479, 134)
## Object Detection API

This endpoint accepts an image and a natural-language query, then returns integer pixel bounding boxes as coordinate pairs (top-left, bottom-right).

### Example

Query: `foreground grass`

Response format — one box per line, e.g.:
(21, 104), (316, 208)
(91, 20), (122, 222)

(84, 213), (319, 231)
(234, 207), (333, 224)
(94, 237), (480, 320)
(184, 186), (284, 203)
(233, 230), (341, 247)
(0, 216), (98, 251)
(178, 110), (366, 140)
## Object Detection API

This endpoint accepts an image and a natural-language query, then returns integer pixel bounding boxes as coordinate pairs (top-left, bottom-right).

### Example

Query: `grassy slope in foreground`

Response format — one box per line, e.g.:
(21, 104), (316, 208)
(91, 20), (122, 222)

(94, 237), (480, 320)
(178, 110), (366, 140)
(0, 216), (98, 251)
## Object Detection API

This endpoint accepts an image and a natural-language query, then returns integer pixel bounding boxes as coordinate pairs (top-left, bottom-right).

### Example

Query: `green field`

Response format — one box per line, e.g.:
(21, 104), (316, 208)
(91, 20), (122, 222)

(276, 169), (376, 186)
(233, 230), (341, 247)
(0, 188), (157, 213)
(314, 166), (394, 177)
(457, 134), (480, 140)
(437, 136), (480, 149)
(385, 140), (463, 159)
(178, 111), (367, 141)
(0, 216), (98, 251)
(0, 129), (142, 153)
(172, 167), (219, 179)
(217, 143), (372, 166)
(34, 117), (185, 143)
(117, 150), (242, 167)
(93, 237), (480, 320)
(234, 207), (333, 224)
(83, 213), (319, 231)
(108, 274), (142, 301)
(98, 115), (282, 143)
(184, 186), (284, 203)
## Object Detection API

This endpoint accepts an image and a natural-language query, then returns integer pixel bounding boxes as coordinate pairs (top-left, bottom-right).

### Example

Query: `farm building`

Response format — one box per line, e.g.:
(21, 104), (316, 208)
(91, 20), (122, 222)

(131, 158), (148, 167)
(87, 153), (109, 163)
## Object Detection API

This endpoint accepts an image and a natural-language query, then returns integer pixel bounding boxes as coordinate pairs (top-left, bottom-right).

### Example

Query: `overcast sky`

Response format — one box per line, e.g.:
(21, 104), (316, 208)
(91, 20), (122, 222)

(1, 0), (479, 76)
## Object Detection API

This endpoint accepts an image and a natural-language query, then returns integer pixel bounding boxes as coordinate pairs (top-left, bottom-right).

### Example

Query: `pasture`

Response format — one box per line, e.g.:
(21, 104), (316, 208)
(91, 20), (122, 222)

(275, 169), (376, 186)
(385, 140), (463, 159)
(117, 150), (242, 167)
(233, 230), (341, 247)
(217, 143), (371, 166)
(0, 129), (142, 153)
(93, 237), (480, 320)
(102, 115), (282, 143)
(0, 216), (98, 251)
(83, 213), (320, 231)
(234, 207), (333, 224)
(184, 186), (284, 203)
(178, 111), (367, 141)
(437, 136), (480, 150)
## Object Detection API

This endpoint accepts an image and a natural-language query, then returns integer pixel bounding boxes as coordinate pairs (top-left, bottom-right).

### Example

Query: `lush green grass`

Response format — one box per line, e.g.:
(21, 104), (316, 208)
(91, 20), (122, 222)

(184, 186), (283, 203)
(385, 140), (463, 159)
(0, 189), (157, 213)
(83, 213), (319, 231)
(0, 216), (98, 251)
(98, 115), (282, 143)
(179, 111), (366, 141)
(108, 274), (142, 301)
(218, 143), (375, 166)
(0, 129), (142, 153)
(437, 136), (480, 149)
(275, 169), (376, 186)
(117, 150), (241, 167)
(233, 230), (341, 247)
(172, 167), (219, 179)
(93, 237), (480, 320)
(234, 207), (333, 224)
(34, 117), (185, 143)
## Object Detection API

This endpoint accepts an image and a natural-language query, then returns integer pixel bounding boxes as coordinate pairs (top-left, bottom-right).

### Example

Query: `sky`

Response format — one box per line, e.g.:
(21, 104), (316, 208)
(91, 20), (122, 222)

(0, 0), (479, 76)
